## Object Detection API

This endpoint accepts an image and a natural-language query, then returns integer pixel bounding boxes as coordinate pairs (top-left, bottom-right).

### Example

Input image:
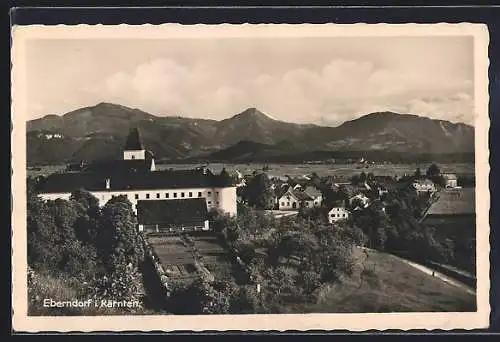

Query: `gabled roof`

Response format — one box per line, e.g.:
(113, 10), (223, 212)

(442, 173), (458, 180)
(124, 127), (144, 150)
(303, 186), (322, 198)
(36, 168), (233, 194)
(292, 189), (314, 201)
(340, 184), (362, 199)
(136, 199), (208, 226)
(328, 200), (346, 211)
(274, 184), (291, 199)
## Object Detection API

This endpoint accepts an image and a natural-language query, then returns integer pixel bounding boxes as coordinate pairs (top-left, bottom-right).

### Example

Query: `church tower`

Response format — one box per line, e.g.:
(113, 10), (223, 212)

(123, 127), (146, 160)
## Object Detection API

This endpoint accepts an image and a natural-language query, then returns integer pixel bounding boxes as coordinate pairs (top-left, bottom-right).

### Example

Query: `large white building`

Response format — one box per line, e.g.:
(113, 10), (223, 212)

(36, 128), (238, 229)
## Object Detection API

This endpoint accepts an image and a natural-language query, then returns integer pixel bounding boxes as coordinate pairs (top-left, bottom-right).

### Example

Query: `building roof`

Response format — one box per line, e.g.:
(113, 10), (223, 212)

(291, 189), (314, 201)
(136, 199), (208, 226)
(426, 188), (475, 216)
(303, 186), (322, 198)
(340, 184), (362, 199)
(328, 200), (346, 211)
(124, 127), (144, 150)
(36, 168), (234, 194)
(442, 173), (458, 180)
(274, 184), (291, 199)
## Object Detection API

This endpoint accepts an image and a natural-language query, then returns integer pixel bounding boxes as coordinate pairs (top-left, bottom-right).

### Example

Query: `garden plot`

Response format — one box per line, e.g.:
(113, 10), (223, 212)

(147, 235), (198, 280)
(191, 236), (237, 280)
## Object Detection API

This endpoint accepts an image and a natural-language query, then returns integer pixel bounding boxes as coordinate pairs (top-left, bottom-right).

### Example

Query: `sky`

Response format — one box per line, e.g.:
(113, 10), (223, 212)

(25, 36), (475, 126)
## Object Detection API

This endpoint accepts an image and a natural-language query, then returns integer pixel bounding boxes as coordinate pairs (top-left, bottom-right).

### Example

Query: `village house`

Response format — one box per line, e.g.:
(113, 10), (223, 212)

(421, 187), (475, 235)
(276, 187), (322, 211)
(442, 173), (459, 189)
(303, 186), (323, 206)
(349, 193), (371, 209)
(339, 184), (371, 209)
(327, 200), (350, 223)
(410, 179), (437, 195)
(36, 128), (238, 229)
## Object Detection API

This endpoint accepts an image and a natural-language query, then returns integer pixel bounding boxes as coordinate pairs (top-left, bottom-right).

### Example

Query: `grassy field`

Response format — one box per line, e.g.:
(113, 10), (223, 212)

(156, 162), (475, 179)
(277, 248), (476, 313)
(27, 162), (475, 180)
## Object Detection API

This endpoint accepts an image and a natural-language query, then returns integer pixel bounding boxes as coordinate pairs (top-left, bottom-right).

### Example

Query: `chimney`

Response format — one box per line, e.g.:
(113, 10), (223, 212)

(105, 178), (111, 190)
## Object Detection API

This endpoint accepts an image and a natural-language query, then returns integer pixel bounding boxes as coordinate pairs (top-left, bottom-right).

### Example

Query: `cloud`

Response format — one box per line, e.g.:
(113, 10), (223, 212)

(85, 56), (474, 126)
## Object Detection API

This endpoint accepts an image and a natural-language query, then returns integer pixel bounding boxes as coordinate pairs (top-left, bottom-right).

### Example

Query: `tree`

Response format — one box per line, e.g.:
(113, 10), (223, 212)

(90, 262), (143, 306)
(231, 286), (262, 314)
(296, 270), (321, 296)
(97, 195), (145, 273)
(426, 163), (441, 178)
(27, 197), (98, 279)
(414, 168), (422, 179)
(70, 189), (101, 244)
(359, 172), (367, 183)
(245, 173), (275, 210)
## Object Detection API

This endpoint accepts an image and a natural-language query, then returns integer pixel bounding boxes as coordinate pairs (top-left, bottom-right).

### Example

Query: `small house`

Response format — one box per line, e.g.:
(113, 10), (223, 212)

(442, 173), (458, 189)
(303, 186), (323, 207)
(411, 179), (437, 195)
(277, 189), (301, 210)
(328, 201), (350, 223)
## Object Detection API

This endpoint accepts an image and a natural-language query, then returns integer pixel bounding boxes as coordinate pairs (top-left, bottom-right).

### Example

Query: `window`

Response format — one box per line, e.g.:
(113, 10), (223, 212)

(216, 201), (219, 205)
(216, 191), (219, 196)
(131, 155), (135, 160)
(208, 191), (212, 196)
(156, 193), (160, 199)
(208, 201), (212, 205)
(198, 192), (202, 197)
(330, 214), (334, 218)
(146, 194), (150, 199)
(281, 202), (285, 206)
(166, 193), (169, 198)
(181, 192), (185, 198)
(189, 192), (193, 197)
(174, 193), (177, 198)
(134, 194), (139, 200)
(287, 202), (290, 206)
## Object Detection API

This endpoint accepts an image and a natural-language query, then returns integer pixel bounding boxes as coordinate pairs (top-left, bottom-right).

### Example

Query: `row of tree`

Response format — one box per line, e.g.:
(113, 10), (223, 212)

(27, 181), (146, 314)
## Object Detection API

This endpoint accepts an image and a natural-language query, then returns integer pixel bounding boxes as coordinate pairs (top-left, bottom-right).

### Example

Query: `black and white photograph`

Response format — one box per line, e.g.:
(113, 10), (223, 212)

(11, 23), (490, 331)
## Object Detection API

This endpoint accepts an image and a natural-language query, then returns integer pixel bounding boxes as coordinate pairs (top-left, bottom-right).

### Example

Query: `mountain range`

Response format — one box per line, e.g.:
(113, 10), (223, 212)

(26, 102), (475, 165)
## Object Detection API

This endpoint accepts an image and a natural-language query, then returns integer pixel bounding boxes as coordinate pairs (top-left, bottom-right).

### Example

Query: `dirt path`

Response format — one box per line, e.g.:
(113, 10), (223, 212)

(358, 246), (476, 296)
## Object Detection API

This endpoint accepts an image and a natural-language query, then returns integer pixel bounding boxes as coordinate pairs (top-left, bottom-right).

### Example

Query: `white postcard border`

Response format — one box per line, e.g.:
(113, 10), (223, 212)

(11, 23), (491, 332)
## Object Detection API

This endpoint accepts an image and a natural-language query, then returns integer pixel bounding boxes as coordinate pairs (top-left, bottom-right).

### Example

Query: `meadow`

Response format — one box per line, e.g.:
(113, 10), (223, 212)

(27, 162), (475, 180)
(279, 247), (476, 313)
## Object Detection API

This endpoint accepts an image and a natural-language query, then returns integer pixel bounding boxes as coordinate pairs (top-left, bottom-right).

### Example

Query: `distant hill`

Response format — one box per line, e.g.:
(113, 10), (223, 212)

(26, 102), (475, 165)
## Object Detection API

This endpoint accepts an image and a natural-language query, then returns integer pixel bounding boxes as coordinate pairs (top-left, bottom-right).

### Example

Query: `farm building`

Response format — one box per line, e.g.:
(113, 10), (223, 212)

(136, 198), (209, 232)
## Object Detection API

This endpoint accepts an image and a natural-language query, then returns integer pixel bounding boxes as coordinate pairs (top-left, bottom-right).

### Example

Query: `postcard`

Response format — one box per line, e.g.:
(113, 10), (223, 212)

(11, 23), (490, 332)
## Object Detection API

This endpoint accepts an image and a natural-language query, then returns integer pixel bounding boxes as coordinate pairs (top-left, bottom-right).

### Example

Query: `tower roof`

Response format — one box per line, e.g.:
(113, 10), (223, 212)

(124, 127), (143, 150)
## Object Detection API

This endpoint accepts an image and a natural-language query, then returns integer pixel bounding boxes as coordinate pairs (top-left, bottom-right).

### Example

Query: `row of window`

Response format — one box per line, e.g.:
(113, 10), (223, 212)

(330, 213), (347, 218)
(105, 191), (219, 201)
(131, 191), (219, 200)
(280, 201), (317, 207)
